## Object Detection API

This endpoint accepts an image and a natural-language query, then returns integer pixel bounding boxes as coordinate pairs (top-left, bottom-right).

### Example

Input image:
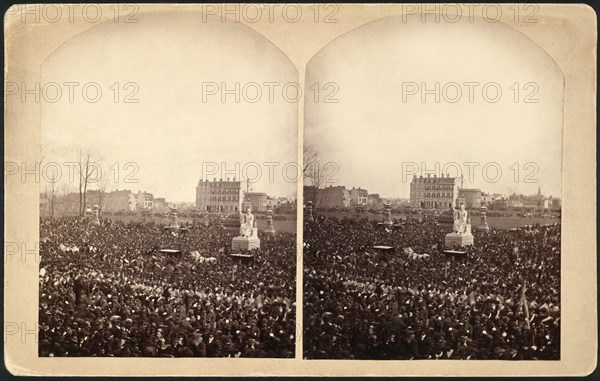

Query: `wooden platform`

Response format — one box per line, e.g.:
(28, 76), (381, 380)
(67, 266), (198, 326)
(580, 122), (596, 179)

(230, 252), (255, 262)
(372, 245), (395, 254)
(443, 249), (468, 259)
(230, 253), (255, 258)
(159, 248), (183, 257)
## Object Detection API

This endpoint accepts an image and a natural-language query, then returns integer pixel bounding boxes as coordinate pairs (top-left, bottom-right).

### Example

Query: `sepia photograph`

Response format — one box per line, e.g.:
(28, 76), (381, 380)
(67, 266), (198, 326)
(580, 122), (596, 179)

(35, 10), (298, 358)
(303, 15), (563, 360)
(3, 3), (596, 377)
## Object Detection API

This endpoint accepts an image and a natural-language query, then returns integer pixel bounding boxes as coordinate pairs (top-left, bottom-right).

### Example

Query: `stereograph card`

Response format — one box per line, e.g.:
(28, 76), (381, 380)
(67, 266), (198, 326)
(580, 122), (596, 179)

(3, 3), (597, 377)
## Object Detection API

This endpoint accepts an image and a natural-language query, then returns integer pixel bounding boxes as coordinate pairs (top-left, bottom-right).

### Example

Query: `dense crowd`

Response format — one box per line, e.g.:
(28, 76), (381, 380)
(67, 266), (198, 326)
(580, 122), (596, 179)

(303, 216), (560, 360)
(39, 217), (296, 357)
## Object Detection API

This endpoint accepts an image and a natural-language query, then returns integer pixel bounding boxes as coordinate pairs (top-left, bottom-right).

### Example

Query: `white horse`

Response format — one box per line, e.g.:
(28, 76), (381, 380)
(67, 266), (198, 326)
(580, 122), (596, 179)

(404, 247), (430, 260)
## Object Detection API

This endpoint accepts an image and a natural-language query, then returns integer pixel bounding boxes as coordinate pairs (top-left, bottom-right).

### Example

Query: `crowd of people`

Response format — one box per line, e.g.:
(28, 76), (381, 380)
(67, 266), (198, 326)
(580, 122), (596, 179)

(39, 216), (296, 357)
(303, 216), (561, 360)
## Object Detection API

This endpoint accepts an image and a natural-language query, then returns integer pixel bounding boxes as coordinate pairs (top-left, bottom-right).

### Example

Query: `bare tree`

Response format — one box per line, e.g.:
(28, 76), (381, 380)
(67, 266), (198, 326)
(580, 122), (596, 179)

(303, 145), (319, 179)
(45, 164), (61, 219)
(39, 144), (61, 219)
(39, 144), (47, 216)
(96, 161), (112, 212)
(39, 143), (47, 169)
(74, 148), (101, 216)
(303, 146), (329, 209)
(78, 149), (89, 216)
(49, 180), (57, 219)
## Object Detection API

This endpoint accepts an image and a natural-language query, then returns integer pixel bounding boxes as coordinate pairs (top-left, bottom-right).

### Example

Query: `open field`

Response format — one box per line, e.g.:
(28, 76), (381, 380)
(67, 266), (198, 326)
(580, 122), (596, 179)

(313, 210), (558, 230)
(94, 214), (298, 234)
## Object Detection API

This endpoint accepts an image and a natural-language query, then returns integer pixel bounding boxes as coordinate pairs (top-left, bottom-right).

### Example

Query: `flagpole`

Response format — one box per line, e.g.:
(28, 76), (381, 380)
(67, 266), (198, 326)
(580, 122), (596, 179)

(522, 281), (530, 329)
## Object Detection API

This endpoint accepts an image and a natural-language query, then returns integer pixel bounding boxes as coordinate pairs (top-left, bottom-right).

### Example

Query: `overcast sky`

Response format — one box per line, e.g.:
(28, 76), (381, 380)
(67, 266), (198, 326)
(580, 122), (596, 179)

(40, 13), (564, 202)
(41, 11), (297, 202)
(305, 16), (563, 199)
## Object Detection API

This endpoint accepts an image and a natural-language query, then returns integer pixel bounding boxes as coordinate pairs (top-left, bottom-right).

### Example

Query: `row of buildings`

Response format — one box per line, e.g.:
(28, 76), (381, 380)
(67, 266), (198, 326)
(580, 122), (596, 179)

(303, 185), (381, 209)
(42, 175), (559, 217)
(195, 178), (295, 213)
(298, 174), (561, 211)
(408, 174), (561, 210)
(40, 189), (172, 216)
(41, 178), (296, 217)
(91, 189), (171, 212)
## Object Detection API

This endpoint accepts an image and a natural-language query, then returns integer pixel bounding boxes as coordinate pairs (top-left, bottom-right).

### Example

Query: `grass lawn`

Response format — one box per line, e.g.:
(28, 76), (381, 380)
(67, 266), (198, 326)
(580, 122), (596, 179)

(100, 214), (298, 233)
(312, 210), (558, 230)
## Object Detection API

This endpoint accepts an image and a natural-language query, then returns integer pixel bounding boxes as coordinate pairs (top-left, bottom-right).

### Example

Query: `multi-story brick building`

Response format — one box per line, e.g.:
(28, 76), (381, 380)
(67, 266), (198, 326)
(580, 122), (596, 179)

(196, 178), (243, 213)
(367, 193), (381, 206)
(105, 190), (137, 212)
(135, 191), (154, 210)
(410, 174), (458, 209)
(349, 187), (369, 206)
(304, 185), (350, 209)
(245, 192), (268, 212)
(458, 188), (482, 209)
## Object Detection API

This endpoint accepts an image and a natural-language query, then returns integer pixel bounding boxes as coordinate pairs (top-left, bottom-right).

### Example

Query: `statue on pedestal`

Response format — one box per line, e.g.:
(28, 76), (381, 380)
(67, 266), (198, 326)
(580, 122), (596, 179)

(306, 201), (314, 222)
(239, 207), (255, 237)
(264, 208), (275, 236)
(452, 204), (469, 234)
(169, 207), (180, 232)
(478, 205), (490, 232)
(382, 203), (393, 227)
(232, 207), (260, 251)
(91, 205), (100, 226)
(445, 204), (474, 247)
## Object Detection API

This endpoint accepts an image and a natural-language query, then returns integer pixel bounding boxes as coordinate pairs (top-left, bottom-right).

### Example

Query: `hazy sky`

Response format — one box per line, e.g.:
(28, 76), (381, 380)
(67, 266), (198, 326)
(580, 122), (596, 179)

(305, 16), (563, 199)
(41, 11), (298, 202)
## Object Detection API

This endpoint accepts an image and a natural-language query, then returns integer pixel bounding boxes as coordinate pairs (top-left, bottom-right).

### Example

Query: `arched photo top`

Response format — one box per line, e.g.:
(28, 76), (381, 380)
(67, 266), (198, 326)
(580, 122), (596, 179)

(304, 14), (565, 200)
(42, 9), (297, 73)
(40, 9), (299, 201)
(307, 14), (564, 80)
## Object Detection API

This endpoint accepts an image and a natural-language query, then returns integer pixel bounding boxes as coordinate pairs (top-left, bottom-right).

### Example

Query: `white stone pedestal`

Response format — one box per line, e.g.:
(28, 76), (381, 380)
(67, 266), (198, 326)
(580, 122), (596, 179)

(445, 232), (474, 247)
(232, 228), (260, 251)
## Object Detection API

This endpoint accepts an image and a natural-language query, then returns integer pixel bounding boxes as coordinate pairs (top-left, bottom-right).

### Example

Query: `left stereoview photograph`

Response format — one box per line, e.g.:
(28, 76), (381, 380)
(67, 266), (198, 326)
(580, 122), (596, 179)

(37, 11), (298, 357)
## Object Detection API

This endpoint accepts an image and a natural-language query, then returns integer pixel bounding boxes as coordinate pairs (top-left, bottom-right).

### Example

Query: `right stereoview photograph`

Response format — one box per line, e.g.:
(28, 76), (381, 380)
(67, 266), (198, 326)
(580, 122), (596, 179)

(302, 16), (562, 360)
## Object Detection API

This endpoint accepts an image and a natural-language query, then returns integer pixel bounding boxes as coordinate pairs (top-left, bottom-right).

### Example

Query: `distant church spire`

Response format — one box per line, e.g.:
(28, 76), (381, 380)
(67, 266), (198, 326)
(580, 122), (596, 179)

(537, 186), (542, 196)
